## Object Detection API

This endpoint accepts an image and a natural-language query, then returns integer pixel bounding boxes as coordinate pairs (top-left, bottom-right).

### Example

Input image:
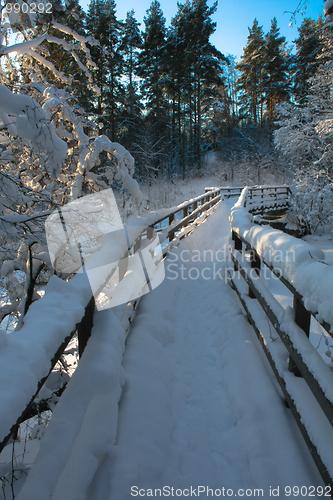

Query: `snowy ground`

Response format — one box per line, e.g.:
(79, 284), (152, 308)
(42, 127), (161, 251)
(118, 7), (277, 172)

(302, 234), (333, 265)
(2, 197), (324, 500)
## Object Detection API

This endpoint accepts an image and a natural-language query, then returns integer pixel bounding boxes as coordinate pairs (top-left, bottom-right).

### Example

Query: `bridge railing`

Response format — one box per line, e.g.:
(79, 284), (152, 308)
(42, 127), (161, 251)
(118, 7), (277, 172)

(244, 185), (291, 213)
(205, 186), (243, 198)
(229, 186), (333, 489)
(0, 187), (222, 454)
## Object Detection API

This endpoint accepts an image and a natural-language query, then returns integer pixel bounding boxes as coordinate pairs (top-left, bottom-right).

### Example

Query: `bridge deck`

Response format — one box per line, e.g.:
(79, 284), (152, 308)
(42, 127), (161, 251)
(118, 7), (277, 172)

(17, 201), (322, 500)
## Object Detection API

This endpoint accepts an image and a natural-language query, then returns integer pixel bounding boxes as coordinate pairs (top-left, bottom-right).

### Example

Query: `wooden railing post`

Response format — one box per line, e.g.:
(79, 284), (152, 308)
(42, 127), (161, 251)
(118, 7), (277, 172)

(288, 296), (311, 376)
(169, 213), (175, 242)
(232, 230), (242, 271)
(147, 226), (154, 241)
(193, 201), (198, 220)
(249, 249), (261, 299)
(134, 235), (141, 254)
(78, 296), (95, 357)
(183, 206), (188, 227)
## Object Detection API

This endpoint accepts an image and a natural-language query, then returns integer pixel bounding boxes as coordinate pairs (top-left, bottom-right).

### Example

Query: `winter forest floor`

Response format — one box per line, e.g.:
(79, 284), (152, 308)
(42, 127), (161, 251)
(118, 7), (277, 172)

(0, 188), (328, 500)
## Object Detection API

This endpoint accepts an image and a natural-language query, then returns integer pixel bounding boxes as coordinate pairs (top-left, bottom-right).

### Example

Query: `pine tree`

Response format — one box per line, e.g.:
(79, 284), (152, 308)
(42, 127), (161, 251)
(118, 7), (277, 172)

(166, 0), (227, 171)
(190, 0), (227, 165)
(293, 16), (324, 103)
(166, 0), (193, 174)
(86, 0), (124, 141)
(224, 55), (238, 126)
(138, 0), (168, 136)
(120, 10), (143, 141)
(236, 19), (265, 125)
(263, 17), (290, 122)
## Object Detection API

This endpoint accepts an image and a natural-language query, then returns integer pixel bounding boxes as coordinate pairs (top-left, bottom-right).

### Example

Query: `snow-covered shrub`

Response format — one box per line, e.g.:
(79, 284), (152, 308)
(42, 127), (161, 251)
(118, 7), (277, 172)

(274, 64), (333, 234)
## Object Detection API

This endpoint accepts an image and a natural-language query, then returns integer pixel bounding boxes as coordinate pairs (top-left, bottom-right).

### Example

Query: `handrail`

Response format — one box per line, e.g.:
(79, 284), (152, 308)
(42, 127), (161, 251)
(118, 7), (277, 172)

(0, 187), (222, 454)
(229, 187), (333, 489)
(151, 189), (221, 246)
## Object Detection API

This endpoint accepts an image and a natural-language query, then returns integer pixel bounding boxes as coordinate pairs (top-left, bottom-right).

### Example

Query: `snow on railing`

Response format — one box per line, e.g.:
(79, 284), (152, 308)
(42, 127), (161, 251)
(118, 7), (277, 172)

(229, 186), (333, 488)
(230, 187), (332, 329)
(0, 188), (222, 455)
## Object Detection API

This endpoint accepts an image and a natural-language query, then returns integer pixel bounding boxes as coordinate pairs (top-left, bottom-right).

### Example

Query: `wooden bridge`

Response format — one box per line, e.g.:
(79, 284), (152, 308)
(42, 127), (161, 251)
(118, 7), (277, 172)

(1, 185), (333, 499)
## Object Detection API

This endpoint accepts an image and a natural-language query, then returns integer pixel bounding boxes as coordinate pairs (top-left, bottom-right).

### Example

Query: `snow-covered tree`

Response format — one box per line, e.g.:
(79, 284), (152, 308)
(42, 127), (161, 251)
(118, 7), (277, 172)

(274, 63), (333, 234)
(0, 11), (141, 329)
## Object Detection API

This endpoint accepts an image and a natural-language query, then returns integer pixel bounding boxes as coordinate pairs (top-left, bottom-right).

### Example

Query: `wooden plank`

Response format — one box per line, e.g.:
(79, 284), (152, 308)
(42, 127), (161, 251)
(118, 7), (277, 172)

(183, 206), (188, 227)
(169, 214), (175, 242)
(193, 201), (198, 220)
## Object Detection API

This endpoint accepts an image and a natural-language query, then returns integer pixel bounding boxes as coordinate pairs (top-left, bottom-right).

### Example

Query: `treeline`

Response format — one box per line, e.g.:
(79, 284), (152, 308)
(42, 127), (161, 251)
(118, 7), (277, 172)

(38, 0), (332, 180)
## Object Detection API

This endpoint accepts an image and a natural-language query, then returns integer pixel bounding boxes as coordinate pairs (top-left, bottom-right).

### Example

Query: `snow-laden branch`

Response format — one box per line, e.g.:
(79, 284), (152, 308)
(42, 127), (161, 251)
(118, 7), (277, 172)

(0, 84), (67, 178)
(0, 33), (49, 56)
(0, 22), (100, 90)
(70, 135), (142, 203)
(51, 21), (99, 68)
(25, 48), (72, 85)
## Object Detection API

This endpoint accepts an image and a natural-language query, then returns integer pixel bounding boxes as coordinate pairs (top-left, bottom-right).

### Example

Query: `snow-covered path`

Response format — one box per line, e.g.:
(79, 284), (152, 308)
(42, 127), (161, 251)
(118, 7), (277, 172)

(102, 200), (321, 499)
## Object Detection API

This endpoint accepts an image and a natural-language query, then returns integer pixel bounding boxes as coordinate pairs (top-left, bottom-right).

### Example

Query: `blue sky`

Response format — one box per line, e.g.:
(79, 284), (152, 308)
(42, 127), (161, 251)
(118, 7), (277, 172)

(78, 0), (326, 59)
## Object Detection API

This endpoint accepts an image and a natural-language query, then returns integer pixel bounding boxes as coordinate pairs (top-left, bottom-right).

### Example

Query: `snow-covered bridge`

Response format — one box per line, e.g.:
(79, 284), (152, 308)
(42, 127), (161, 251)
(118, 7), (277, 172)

(1, 187), (333, 500)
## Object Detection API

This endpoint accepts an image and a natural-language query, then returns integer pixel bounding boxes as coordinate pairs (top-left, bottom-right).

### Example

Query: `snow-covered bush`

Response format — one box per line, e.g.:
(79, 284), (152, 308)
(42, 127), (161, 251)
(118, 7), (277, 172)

(0, 21), (142, 330)
(274, 64), (333, 234)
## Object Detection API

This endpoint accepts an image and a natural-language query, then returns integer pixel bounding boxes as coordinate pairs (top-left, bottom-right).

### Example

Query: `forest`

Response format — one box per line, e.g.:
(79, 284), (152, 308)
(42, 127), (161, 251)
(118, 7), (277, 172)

(0, 0), (332, 330)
